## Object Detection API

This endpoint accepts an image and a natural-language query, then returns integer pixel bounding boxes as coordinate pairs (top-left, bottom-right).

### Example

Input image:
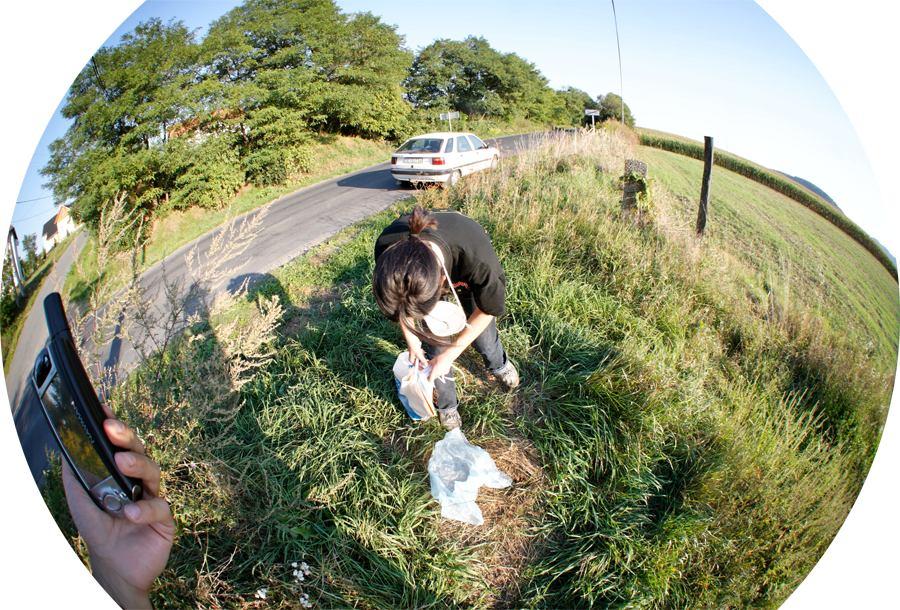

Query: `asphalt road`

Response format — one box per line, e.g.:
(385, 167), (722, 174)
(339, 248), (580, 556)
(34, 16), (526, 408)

(6, 132), (541, 484)
(5, 231), (87, 483)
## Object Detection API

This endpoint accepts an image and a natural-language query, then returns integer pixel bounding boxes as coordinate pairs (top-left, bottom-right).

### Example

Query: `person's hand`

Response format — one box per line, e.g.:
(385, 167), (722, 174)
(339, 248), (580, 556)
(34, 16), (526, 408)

(62, 410), (174, 609)
(428, 349), (458, 383)
(407, 337), (428, 369)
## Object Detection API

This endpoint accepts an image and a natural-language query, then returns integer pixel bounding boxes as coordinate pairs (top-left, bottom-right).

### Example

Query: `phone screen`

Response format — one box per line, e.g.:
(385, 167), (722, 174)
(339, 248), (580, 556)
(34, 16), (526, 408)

(38, 370), (107, 488)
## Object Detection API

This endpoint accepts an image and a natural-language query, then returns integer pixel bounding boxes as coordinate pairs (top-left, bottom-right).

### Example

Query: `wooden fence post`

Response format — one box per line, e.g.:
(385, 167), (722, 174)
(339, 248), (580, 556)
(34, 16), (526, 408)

(622, 159), (648, 211)
(696, 136), (714, 235)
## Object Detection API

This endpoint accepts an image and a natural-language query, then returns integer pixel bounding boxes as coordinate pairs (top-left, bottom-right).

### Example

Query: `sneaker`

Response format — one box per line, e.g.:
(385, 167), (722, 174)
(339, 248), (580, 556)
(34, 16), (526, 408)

(438, 407), (462, 431)
(492, 360), (520, 390)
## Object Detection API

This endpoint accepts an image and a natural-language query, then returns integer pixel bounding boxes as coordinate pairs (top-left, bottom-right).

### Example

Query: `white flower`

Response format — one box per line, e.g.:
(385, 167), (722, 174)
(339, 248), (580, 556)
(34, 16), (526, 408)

(299, 592), (312, 608)
(255, 587), (268, 600)
(291, 561), (298, 568)
(299, 561), (310, 575)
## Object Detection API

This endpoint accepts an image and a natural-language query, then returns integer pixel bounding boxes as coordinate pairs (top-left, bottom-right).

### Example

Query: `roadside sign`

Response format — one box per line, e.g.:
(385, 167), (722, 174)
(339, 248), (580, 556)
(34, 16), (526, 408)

(439, 111), (460, 130)
(584, 108), (600, 129)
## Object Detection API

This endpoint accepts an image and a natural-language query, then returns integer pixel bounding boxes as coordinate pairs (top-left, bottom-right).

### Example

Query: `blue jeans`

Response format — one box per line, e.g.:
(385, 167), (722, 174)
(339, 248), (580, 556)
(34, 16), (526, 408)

(423, 289), (508, 413)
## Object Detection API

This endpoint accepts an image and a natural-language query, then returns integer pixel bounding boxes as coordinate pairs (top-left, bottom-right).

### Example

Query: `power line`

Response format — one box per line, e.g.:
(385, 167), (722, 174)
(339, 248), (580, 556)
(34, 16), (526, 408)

(611, 0), (625, 124)
(11, 208), (56, 223)
(15, 194), (53, 204)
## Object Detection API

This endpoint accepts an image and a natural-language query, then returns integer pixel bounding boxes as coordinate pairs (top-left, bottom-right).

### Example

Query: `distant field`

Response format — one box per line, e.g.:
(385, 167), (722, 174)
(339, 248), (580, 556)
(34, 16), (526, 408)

(639, 145), (899, 368)
(637, 128), (896, 278)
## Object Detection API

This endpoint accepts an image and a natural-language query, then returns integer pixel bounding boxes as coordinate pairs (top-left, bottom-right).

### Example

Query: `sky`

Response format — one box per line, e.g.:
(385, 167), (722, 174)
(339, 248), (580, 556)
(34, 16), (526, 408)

(11, 0), (886, 257)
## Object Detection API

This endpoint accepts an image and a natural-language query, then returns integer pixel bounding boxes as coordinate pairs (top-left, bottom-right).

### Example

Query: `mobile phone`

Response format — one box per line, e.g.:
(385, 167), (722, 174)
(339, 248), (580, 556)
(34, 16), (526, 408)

(31, 292), (143, 516)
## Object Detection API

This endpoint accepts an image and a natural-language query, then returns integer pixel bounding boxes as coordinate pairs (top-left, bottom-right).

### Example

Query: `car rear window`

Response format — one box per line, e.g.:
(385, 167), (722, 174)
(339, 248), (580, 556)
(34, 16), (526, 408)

(397, 138), (444, 153)
(445, 138), (454, 153)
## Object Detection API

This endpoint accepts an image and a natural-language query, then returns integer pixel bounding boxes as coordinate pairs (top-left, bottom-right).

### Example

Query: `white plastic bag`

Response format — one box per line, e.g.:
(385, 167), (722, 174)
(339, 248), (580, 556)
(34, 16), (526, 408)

(428, 428), (512, 525)
(393, 351), (436, 421)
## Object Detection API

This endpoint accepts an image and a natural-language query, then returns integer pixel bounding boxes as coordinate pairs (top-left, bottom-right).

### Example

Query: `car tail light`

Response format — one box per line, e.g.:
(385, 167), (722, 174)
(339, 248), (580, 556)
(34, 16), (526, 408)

(391, 156), (398, 165)
(431, 157), (445, 165)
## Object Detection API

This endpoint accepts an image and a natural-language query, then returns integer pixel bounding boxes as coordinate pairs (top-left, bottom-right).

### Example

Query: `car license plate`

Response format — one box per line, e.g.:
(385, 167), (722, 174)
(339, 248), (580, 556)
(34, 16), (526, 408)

(404, 158), (423, 164)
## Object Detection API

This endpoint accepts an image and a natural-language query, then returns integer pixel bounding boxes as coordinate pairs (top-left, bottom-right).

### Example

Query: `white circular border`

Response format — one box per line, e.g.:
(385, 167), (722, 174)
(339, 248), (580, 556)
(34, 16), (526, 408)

(0, 1), (896, 607)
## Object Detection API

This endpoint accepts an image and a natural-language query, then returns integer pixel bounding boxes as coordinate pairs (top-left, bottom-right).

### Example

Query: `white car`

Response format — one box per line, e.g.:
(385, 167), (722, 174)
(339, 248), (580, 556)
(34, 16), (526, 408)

(390, 132), (500, 187)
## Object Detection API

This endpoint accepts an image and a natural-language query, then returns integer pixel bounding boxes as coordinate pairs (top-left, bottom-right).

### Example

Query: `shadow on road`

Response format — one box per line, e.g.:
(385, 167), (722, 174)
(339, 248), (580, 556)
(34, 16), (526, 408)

(336, 167), (401, 190)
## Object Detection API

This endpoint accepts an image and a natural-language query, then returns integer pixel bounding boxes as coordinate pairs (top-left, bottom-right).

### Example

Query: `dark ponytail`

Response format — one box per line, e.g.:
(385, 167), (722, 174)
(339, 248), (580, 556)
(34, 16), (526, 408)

(373, 206), (449, 345)
(408, 204), (438, 235)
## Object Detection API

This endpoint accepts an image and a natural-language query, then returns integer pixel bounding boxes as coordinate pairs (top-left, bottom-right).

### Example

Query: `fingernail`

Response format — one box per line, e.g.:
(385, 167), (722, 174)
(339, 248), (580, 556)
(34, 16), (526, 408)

(124, 503), (141, 520)
(109, 419), (125, 433)
(117, 452), (135, 468)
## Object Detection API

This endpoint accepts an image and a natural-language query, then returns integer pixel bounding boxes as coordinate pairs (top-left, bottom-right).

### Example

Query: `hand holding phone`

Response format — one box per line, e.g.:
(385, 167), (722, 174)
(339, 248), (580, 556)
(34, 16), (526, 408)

(61, 414), (174, 609)
(32, 293), (174, 607)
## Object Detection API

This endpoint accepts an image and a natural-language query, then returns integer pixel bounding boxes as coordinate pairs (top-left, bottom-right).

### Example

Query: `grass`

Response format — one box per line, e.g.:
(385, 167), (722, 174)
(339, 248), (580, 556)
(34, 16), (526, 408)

(637, 128), (897, 278)
(638, 145), (899, 368)
(47, 130), (897, 607)
(1, 230), (80, 373)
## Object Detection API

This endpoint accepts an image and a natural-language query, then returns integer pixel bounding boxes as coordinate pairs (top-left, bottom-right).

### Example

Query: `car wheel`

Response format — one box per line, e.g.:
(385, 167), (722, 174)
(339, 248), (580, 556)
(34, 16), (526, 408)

(490, 155), (499, 170)
(447, 170), (462, 188)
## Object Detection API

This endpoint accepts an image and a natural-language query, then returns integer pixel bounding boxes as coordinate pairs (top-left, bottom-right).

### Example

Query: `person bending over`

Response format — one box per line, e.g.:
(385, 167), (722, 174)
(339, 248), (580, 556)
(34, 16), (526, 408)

(373, 205), (519, 430)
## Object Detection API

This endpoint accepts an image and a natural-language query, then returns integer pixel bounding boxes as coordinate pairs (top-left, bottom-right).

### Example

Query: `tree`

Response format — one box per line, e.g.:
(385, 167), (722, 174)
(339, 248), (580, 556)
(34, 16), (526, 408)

(201, 0), (411, 139)
(556, 87), (597, 126)
(597, 92), (635, 127)
(41, 19), (200, 245)
(20, 234), (39, 277)
(405, 37), (556, 121)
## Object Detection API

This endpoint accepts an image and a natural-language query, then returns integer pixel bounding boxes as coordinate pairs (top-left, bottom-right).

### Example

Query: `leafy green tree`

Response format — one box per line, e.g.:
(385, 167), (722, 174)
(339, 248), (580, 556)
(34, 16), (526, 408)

(406, 37), (555, 121)
(556, 87), (597, 126)
(41, 19), (200, 246)
(20, 234), (39, 277)
(201, 0), (411, 139)
(597, 92), (635, 127)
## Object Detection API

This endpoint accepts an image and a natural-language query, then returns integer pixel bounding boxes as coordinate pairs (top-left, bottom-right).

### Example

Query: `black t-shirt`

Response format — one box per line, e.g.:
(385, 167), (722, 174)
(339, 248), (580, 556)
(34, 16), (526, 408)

(374, 210), (507, 316)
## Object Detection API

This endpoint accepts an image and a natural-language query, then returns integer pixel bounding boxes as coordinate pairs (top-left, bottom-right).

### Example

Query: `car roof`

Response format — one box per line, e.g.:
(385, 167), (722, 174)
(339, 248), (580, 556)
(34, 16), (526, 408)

(406, 132), (478, 139)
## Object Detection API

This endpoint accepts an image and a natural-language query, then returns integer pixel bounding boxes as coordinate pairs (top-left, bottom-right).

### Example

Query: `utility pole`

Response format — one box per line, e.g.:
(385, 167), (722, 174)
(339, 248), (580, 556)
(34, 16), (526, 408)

(611, 0), (625, 124)
(6, 228), (26, 301)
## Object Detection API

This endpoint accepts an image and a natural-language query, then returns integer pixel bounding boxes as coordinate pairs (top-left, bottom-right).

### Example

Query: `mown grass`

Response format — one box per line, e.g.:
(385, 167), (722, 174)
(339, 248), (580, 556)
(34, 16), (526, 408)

(1, 230), (80, 373)
(637, 128), (897, 278)
(48, 130), (896, 607)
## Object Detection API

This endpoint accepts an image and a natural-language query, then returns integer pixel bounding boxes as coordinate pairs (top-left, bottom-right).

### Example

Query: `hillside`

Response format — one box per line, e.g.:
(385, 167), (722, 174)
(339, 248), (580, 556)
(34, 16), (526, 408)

(637, 128), (896, 278)
(779, 171), (841, 211)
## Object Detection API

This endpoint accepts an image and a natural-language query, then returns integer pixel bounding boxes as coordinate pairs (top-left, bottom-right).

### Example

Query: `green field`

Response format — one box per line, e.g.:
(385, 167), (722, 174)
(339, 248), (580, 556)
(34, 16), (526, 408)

(638, 146), (899, 368)
(47, 130), (898, 607)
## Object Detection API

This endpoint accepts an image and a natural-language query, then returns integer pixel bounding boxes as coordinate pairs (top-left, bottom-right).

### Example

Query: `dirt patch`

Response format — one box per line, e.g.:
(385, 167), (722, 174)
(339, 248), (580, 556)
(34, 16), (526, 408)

(438, 435), (546, 608)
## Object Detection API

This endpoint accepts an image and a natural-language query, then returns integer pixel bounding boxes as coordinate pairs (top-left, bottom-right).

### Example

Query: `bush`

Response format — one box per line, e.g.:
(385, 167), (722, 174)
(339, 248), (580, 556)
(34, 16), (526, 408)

(168, 135), (245, 210)
(0, 291), (19, 329)
(244, 145), (313, 186)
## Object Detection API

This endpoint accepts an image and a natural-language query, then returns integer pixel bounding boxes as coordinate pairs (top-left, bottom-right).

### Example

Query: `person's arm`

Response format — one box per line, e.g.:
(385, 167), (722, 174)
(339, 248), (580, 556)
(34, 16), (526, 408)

(427, 306), (494, 382)
(400, 319), (429, 368)
(62, 414), (174, 609)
